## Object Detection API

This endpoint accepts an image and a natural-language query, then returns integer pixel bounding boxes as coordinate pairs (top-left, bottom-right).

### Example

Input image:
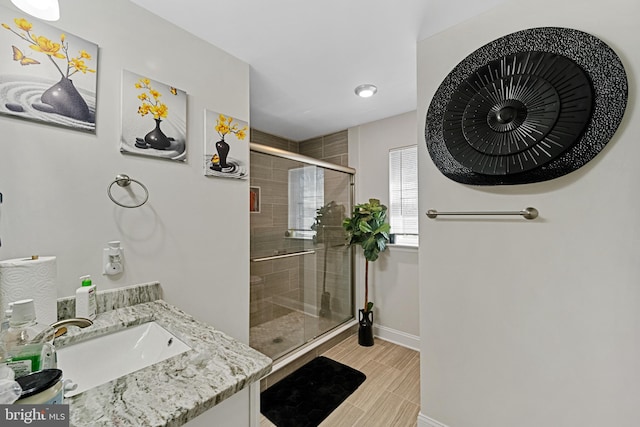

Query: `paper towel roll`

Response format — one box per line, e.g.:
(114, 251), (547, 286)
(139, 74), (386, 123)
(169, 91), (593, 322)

(0, 256), (57, 325)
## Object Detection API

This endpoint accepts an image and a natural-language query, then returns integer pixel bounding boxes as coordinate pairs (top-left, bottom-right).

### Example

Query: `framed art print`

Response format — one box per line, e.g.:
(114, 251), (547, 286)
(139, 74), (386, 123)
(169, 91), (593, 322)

(0, 7), (98, 132)
(250, 186), (260, 213)
(121, 69), (187, 161)
(204, 109), (248, 179)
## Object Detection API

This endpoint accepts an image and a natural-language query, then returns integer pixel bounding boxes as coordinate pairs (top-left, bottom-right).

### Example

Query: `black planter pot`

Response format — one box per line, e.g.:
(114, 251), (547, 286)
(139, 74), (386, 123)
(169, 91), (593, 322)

(358, 309), (374, 346)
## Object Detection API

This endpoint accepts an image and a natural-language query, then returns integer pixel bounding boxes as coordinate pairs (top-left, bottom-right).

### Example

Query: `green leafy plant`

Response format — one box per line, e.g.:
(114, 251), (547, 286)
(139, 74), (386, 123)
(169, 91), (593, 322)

(342, 198), (390, 312)
(311, 201), (345, 245)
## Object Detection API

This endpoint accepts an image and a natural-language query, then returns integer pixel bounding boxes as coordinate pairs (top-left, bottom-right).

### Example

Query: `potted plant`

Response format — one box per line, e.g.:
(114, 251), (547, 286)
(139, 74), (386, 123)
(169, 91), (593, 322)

(342, 198), (390, 346)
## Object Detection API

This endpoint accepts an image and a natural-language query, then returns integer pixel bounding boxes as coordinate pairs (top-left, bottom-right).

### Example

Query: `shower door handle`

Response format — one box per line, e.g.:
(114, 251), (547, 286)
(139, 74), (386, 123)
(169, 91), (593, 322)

(251, 250), (316, 262)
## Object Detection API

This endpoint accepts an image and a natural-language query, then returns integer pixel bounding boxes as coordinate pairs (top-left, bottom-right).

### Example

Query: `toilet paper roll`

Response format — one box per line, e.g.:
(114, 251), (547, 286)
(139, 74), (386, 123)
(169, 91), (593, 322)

(0, 256), (57, 325)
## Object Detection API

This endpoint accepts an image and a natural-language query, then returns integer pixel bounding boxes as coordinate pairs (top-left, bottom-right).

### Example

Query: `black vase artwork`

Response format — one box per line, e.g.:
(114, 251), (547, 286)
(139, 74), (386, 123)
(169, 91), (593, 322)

(122, 70), (186, 161)
(137, 118), (172, 150)
(205, 110), (249, 179)
(215, 139), (230, 169)
(0, 15), (98, 132)
(36, 77), (92, 122)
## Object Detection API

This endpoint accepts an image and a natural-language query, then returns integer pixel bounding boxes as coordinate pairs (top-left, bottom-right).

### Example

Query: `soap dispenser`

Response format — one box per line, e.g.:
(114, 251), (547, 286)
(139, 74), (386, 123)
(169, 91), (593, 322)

(76, 275), (97, 320)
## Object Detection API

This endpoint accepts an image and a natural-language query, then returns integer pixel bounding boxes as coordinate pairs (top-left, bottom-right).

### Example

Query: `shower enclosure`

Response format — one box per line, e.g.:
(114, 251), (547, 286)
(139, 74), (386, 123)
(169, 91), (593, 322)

(249, 143), (354, 360)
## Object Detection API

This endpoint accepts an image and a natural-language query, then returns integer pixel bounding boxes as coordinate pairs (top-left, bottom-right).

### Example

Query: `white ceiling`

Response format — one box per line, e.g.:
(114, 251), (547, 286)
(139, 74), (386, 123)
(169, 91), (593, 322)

(130, 0), (508, 141)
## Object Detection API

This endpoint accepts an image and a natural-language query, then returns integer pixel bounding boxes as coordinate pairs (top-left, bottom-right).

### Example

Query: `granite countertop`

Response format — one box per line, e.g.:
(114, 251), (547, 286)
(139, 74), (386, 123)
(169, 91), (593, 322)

(54, 299), (272, 427)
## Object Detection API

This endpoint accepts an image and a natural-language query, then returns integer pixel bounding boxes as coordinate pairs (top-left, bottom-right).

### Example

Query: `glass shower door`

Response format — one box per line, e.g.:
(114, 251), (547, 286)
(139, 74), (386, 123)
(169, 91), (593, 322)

(302, 167), (352, 343)
(249, 146), (353, 360)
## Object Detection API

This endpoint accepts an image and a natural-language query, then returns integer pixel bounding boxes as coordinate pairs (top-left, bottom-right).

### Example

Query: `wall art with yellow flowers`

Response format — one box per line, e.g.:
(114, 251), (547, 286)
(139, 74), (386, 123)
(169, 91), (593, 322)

(121, 69), (187, 161)
(0, 8), (98, 132)
(204, 109), (248, 179)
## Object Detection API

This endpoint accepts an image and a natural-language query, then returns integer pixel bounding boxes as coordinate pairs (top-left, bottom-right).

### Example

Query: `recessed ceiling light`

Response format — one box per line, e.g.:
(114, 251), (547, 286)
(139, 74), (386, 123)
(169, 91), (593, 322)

(11, 0), (60, 21)
(354, 84), (377, 98)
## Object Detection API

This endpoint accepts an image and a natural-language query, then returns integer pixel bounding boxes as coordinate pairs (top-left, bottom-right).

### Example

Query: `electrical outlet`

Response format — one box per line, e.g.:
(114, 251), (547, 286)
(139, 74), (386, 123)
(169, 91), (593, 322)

(103, 241), (123, 275)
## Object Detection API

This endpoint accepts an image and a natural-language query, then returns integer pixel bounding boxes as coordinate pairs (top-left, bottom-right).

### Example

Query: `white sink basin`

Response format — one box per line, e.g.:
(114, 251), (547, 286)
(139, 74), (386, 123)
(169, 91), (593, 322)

(56, 321), (191, 397)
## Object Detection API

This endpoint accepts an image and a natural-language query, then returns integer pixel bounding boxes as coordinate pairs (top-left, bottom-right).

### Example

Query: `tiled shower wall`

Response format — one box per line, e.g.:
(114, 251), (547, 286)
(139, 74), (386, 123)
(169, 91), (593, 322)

(250, 129), (299, 153)
(298, 131), (349, 167)
(251, 128), (350, 165)
(249, 129), (349, 328)
(249, 150), (306, 327)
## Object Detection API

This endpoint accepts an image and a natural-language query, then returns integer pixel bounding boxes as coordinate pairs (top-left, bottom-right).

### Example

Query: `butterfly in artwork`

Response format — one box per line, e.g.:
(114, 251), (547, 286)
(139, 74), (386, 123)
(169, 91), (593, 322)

(11, 46), (40, 66)
(170, 87), (178, 95)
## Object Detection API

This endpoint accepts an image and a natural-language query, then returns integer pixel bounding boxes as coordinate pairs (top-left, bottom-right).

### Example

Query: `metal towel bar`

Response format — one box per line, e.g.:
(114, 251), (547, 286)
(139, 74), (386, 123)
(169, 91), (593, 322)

(251, 250), (316, 262)
(426, 207), (539, 220)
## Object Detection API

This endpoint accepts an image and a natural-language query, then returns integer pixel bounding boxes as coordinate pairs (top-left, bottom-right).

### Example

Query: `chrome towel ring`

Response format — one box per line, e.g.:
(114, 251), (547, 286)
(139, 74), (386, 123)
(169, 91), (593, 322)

(107, 174), (149, 208)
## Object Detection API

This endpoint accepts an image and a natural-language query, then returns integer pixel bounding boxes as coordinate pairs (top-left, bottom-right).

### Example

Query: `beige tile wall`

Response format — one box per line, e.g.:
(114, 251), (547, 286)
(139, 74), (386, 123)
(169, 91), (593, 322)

(250, 129), (299, 153)
(298, 130), (349, 166)
(250, 150), (302, 327)
(250, 128), (349, 166)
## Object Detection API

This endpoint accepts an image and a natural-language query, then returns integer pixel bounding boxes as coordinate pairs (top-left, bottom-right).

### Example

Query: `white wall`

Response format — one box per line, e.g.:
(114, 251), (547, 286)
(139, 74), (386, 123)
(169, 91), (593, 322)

(348, 111), (420, 347)
(0, 1), (252, 424)
(418, 0), (639, 426)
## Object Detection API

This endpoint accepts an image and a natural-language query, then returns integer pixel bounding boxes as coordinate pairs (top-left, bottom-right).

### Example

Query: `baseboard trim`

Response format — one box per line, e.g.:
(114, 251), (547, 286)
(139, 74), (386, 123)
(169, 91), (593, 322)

(373, 324), (420, 351)
(418, 413), (449, 427)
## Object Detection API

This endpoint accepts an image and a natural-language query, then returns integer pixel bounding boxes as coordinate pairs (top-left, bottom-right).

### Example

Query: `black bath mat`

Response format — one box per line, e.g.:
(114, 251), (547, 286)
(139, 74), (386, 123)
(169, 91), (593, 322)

(261, 356), (366, 427)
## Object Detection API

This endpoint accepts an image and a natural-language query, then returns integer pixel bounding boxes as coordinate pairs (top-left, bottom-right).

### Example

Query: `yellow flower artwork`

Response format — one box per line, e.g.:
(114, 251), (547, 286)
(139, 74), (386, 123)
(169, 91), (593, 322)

(0, 8), (99, 132)
(204, 109), (249, 179)
(121, 70), (187, 162)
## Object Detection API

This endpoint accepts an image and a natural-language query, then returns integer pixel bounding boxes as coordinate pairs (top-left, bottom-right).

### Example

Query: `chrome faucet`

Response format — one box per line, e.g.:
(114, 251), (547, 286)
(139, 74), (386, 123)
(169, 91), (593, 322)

(29, 318), (93, 342)
(48, 318), (93, 339)
(50, 318), (93, 330)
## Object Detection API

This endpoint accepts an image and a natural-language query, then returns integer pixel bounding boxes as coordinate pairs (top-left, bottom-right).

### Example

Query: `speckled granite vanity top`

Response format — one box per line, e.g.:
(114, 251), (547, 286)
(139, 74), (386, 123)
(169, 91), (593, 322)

(54, 286), (272, 427)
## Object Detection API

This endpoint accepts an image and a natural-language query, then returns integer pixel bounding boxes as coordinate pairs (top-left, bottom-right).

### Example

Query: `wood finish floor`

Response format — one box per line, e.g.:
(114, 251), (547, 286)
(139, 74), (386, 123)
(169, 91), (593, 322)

(260, 335), (420, 427)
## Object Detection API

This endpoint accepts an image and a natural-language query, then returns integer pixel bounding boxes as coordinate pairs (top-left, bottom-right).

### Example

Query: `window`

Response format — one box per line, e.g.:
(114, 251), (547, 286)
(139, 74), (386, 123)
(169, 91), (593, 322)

(389, 145), (418, 246)
(288, 166), (324, 239)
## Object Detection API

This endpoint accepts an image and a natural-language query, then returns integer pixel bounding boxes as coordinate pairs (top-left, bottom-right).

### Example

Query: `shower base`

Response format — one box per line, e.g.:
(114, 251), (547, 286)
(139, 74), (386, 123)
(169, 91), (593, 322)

(250, 310), (350, 360)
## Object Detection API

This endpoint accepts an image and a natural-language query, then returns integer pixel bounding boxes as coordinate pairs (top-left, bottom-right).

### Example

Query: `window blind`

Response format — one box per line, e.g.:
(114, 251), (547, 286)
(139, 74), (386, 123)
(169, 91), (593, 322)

(288, 166), (324, 239)
(389, 145), (418, 246)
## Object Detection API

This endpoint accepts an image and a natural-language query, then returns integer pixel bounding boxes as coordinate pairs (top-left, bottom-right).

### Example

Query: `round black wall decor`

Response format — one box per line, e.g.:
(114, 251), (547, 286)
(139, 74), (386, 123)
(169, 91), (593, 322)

(425, 27), (628, 185)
